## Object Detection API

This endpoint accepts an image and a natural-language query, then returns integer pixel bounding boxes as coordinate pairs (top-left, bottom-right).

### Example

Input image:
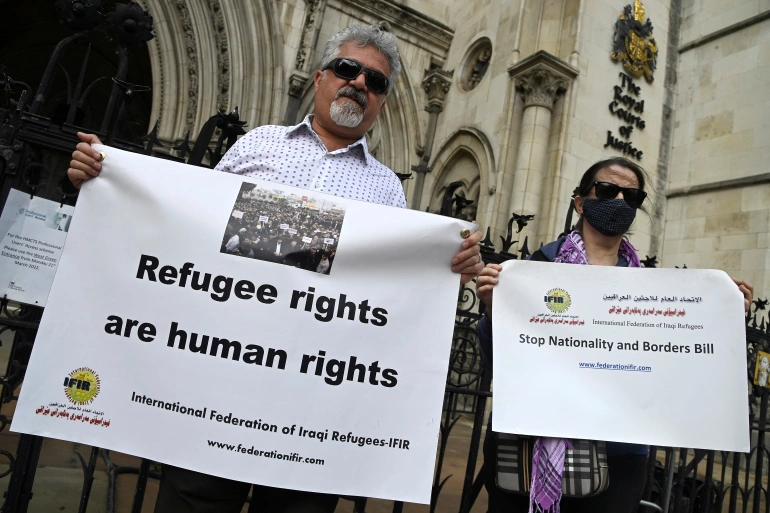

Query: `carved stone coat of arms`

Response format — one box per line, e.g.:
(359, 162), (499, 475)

(611, 0), (658, 83)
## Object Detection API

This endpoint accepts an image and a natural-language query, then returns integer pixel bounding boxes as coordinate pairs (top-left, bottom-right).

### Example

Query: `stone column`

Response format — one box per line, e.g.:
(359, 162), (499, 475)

(411, 68), (452, 210)
(284, 0), (327, 125)
(506, 51), (577, 240)
(284, 72), (310, 124)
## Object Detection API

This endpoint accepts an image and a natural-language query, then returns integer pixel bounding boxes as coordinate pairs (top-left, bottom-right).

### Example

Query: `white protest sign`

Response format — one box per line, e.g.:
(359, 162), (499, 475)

(280, 224), (289, 230)
(232, 210), (244, 219)
(12, 146), (473, 503)
(302, 237), (312, 244)
(324, 238), (335, 245)
(0, 189), (74, 306)
(259, 215), (269, 222)
(491, 260), (749, 451)
(288, 229), (297, 235)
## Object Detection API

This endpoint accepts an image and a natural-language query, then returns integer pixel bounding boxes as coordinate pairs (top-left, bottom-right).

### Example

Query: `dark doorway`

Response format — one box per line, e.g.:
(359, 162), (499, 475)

(0, 0), (154, 200)
(0, 0), (153, 137)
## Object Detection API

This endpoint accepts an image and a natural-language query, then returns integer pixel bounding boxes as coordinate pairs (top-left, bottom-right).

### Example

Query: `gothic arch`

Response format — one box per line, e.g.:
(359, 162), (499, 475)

(378, 62), (421, 175)
(140, 0), (283, 144)
(296, 76), (315, 123)
(427, 128), (496, 224)
(139, 0), (189, 142)
(223, 0), (284, 127)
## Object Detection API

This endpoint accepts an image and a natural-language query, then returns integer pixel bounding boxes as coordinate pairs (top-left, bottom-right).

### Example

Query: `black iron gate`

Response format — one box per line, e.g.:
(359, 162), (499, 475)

(0, 3), (769, 513)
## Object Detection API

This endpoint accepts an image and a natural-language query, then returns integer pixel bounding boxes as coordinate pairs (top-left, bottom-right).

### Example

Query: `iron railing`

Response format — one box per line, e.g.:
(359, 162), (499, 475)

(0, 3), (769, 513)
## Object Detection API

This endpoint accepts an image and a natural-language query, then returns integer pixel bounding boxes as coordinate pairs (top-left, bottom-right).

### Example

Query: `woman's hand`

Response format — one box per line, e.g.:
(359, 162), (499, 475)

(477, 263), (503, 315)
(732, 277), (754, 312)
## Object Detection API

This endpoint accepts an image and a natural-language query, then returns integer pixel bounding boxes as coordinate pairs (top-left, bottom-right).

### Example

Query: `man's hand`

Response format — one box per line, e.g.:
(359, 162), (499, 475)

(451, 228), (484, 285)
(68, 132), (104, 189)
(477, 264), (502, 316)
(731, 277), (754, 313)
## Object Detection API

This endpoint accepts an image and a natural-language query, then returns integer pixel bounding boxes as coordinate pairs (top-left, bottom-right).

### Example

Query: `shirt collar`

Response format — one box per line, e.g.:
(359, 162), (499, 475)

(285, 115), (372, 166)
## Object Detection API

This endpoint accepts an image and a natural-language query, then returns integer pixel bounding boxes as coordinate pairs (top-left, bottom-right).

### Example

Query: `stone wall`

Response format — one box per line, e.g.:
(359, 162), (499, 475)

(419, 0), (521, 231)
(663, 1), (770, 299)
(135, 0), (770, 301)
(419, 0), (678, 255)
(554, 0), (674, 259)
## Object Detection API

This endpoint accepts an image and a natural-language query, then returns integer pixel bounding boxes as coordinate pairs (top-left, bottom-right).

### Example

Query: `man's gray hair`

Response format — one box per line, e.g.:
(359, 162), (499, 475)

(320, 25), (401, 94)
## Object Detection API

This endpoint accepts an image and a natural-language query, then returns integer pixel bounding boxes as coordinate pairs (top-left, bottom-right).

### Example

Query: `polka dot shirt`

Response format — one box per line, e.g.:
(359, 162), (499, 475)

(214, 115), (407, 208)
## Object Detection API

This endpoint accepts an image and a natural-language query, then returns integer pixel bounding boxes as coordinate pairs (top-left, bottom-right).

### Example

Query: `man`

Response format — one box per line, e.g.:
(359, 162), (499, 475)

(274, 236), (284, 260)
(68, 24), (483, 513)
(256, 234), (273, 262)
(225, 228), (245, 253)
(316, 251), (331, 274)
(238, 238), (254, 258)
(56, 213), (69, 231)
(300, 247), (319, 271)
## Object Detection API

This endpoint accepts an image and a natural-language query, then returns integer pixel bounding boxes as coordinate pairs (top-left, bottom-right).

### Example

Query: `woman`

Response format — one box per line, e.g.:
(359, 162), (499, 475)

(476, 157), (754, 513)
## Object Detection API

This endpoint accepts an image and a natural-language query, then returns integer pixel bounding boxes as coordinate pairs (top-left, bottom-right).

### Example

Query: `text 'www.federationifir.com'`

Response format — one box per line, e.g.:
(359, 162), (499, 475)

(207, 440), (325, 465)
(578, 362), (652, 372)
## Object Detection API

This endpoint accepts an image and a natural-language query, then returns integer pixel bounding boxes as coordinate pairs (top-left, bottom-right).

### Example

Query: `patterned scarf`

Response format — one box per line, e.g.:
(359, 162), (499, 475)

(552, 230), (641, 267)
(530, 438), (571, 513)
(529, 230), (640, 513)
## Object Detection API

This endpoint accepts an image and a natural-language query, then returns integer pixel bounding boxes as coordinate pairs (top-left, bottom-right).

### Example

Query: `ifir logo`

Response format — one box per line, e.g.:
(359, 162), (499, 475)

(63, 367), (101, 405)
(544, 288), (571, 313)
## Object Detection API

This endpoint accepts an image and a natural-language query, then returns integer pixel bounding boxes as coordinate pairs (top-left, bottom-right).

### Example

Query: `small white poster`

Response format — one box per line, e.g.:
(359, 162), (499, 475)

(324, 238), (335, 245)
(288, 229), (298, 235)
(491, 260), (750, 452)
(231, 210), (244, 219)
(259, 216), (269, 222)
(302, 237), (313, 244)
(0, 189), (74, 306)
(280, 223), (290, 230)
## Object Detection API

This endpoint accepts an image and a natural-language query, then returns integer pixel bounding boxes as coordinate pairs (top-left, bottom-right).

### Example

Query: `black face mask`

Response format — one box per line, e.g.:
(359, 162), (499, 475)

(581, 198), (637, 237)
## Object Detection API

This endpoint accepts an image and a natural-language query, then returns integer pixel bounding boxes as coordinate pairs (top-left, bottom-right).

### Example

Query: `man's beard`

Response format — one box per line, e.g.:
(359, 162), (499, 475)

(329, 86), (368, 128)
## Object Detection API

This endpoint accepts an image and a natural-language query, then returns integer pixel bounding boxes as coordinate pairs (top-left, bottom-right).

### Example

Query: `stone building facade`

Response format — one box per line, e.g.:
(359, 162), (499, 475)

(136, 0), (769, 299)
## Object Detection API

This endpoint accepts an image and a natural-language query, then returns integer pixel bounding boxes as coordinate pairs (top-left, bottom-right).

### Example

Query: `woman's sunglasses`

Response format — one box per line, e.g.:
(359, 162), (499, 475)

(322, 58), (390, 95)
(591, 181), (647, 208)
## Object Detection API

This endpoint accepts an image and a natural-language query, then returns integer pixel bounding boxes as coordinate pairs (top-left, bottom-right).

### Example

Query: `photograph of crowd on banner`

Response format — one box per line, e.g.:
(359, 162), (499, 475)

(221, 182), (346, 274)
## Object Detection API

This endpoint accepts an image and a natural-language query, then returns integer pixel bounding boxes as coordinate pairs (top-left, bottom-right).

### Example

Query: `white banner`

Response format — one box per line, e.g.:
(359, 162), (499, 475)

(12, 146), (474, 503)
(491, 260), (749, 451)
(232, 210), (244, 219)
(0, 189), (74, 306)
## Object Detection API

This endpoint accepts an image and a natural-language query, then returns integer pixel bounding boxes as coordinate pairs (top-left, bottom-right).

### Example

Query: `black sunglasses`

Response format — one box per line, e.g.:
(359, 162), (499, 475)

(322, 58), (390, 95)
(591, 181), (647, 208)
